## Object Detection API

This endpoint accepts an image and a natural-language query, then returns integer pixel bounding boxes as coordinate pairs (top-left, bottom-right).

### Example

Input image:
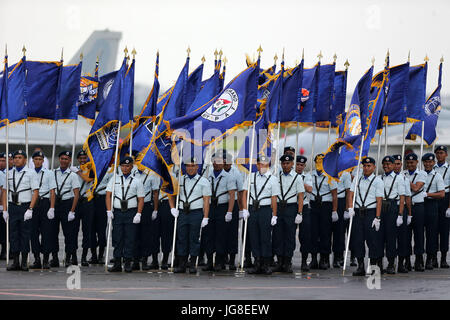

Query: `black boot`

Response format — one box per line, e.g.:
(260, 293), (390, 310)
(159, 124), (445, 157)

(440, 252), (449, 268)
(88, 248), (98, 264)
(247, 257), (262, 274)
(283, 257), (293, 273)
(397, 257), (408, 273)
(352, 258), (366, 276)
(197, 253), (206, 266)
(141, 257), (150, 270)
(81, 248), (89, 266)
(189, 256), (197, 274)
(272, 255), (284, 272)
(132, 258), (140, 270)
(350, 253), (357, 267)
(405, 255), (412, 271)
(319, 254), (329, 270)
(50, 252), (59, 268)
(71, 252), (78, 266)
(21, 253), (29, 271)
(65, 253), (72, 267)
(7, 253), (21, 271)
(42, 254), (50, 269)
(386, 258), (396, 274)
(161, 253), (169, 270)
(29, 254), (42, 269)
(108, 257), (122, 272)
(301, 254), (310, 272)
(98, 247), (105, 265)
(262, 257), (272, 275)
(333, 253), (341, 268)
(202, 254), (214, 271)
(414, 254), (425, 272)
(124, 258), (133, 273)
(244, 252), (253, 268)
(150, 253), (159, 270)
(425, 255), (434, 270)
(228, 254), (236, 271)
(377, 258), (385, 274)
(0, 245), (6, 260)
(432, 255), (439, 268)
(174, 256), (187, 273)
(309, 254), (319, 269)
(214, 255), (225, 272)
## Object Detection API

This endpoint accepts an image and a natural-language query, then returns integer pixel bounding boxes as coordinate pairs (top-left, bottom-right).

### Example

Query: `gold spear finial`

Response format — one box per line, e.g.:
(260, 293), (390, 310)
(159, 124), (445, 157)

(5, 44), (7, 56)
(441, 55), (444, 63)
(124, 46), (128, 57)
(273, 53), (278, 65)
(61, 47), (64, 61)
(257, 45), (263, 58)
(132, 48), (137, 59)
(187, 46), (191, 57)
(214, 49), (218, 60)
(408, 50), (411, 63)
(424, 54), (429, 62)
(371, 56), (375, 66)
(219, 49), (223, 59)
(302, 48), (304, 60)
(333, 53), (337, 63)
(385, 49), (390, 66)
(201, 55), (206, 63)
(282, 47), (285, 61)
(79, 52), (83, 61)
(317, 50), (323, 62)
(344, 59), (350, 70)
(22, 45), (26, 56)
(223, 56), (228, 66)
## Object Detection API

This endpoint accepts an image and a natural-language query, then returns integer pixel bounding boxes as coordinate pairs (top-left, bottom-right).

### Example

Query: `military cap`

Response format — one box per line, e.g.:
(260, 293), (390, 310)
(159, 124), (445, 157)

(296, 155), (307, 163)
(405, 153), (418, 161)
(183, 157), (198, 165)
(32, 151), (44, 159)
(13, 149), (27, 158)
(314, 154), (325, 162)
(280, 154), (294, 162)
(422, 153), (435, 161)
(284, 146), (295, 154)
(58, 151), (72, 158)
(77, 150), (87, 158)
(257, 155), (270, 163)
(382, 155), (395, 163)
(8, 152), (13, 158)
(120, 156), (134, 165)
(392, 154), (402, 161)
(0, 152), (5, 159)
(362, 157), (376, 164)
(434, 145), (448, 153)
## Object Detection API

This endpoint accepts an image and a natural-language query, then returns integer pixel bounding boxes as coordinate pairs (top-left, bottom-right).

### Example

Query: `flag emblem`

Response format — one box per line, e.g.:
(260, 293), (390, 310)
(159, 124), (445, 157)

(201, 88), (238, 122)
(424, 96), (441, 116)
(103, 78), (115, 100)
(95, 124), (119, 151)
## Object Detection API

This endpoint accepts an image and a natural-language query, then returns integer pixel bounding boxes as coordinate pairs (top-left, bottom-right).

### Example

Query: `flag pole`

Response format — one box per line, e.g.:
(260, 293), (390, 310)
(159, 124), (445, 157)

(70, 53), (83, 166)
(129, 120), (133, 155)
(51, 48), (63, 170)
(5, 121), (9, 266)
(310, 124), (316, 171)
(239, 121), (255, 273)
(384, 123), (388, 157)
(327, 123), (331, 149)
(419, 121), (425, 170)
(170, 138), (183, 272)
(283, 126), (288, 150)
(275, 121), (281, 174)
(25, 119), (29, 167)
(343, 134), (365, 276)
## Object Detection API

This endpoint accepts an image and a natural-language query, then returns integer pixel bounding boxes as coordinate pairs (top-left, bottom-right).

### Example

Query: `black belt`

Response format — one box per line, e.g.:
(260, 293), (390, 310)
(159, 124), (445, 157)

(8, 201), (30, 207)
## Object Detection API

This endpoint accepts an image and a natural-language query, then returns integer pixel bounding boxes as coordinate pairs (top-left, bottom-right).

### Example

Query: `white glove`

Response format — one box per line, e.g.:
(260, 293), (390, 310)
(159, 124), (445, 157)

(47, 208), (55, 220)
(68, 211), (75, 222)
(70, 166), (80, 173)
(344, 211), (350, 220)
(331, 211), (339, 222)
(3, 211), (8, 222)
(225, 212), (232, 222)
(407, 215), (412, 225)
(238, 210), (244, 219)
(201, 217), (209, 228)
(295, 213), (303, 224)
(0, 205), (3, 211)
(271, 215), (277, 226)
(107, 210), (114, 220)
(446, 208), (450, 218)
(151, 210), (158, 221)
(422, 191), (428, 199)
(133, 213), (141, 224)
(396, 215), (404, 227)
(170, 208), (179, 218)
(348, 208), (355, 218)
(372, 218), (381, 231)
(242, 209), (250, 220)
(24, 209), (33, 221)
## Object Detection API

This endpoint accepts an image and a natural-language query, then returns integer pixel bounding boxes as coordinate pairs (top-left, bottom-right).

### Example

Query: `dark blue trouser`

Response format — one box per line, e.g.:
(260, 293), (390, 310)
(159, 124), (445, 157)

(75, 199), (94, 250)
(437, 193), (450, 254)
(0, 207), (7, 246)
(159, 200), (174, 254)
(226, 202), (239, 255)
(8, 202), (31, 254)
(298, 204), (311, 255)
(201, 204), (221, 255)
(31, 198), (51, 255)
(58, 199), (78, 254)
(273, 203), (297, 258)
(176, 209), (202, 257)
(214, 204), (228, 256)
(134, 202), (153, 258)
(150, 203), (161, 255)
(310, 201), (332, 255)
(112, 208), (137, 259)
(411, 203), (425, 255)
(397, 212), (410, 258)
(424, 199), (439, 255)
(92, 194), (107, 249)
(248, 205), (272, 258)
(351, 208), (382, 259)
(381, 201), (398, 259)
(332, 198), (346, 255)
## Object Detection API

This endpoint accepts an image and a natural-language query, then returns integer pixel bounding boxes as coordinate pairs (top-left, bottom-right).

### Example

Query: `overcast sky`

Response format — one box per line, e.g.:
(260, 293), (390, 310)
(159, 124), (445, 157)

(1, 0), (449, 97)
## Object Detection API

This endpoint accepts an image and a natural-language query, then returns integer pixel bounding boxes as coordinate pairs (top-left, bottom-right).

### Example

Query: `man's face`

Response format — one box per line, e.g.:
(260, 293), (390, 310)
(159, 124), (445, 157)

(257, 162), (269, 174)
(363, 163), (375, 176)
(212, 160), (224, 172)
(284, 150), (295, 158)
(0, 158), (5, 170)
(406, 160), (418, 171)
(185, 163), (198, 176)
(8, 157), (13, 168)
(393, 160), (402, 173)
(435, 150), (447, 163)
(121, 163), (133, 175)
(77, 155), (88, 166)
(14, 155), (27, 168)
(59, 155), (71, 169)
(296, 162), (305, 174)
(281, 161), (293, 173)
(382, 161), (394, 173)
(33, 156), (44, 169)
(224, 163), (231, 171)
(423, 159), (435, 172)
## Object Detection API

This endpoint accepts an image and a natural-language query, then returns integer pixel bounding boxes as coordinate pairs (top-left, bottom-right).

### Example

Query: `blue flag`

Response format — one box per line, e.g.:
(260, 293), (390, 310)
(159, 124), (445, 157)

(184, 63), (204, 115)
(298, 64), (319, 125)
(121, 58), (135, 125)
(314, 63), (335, 127)
(57, 62), (82, 121)
(331, 69), (347, 128)
(97, 70), (118, 112)
(78, 75), (98, 124)
(407, 63), (427, 122)
(138, 52), (160, 122)
(161, 57), (189, 121)
(383, 62), (409, 124)
(281, 61), (304, 124)
(406, 62), (442, 145)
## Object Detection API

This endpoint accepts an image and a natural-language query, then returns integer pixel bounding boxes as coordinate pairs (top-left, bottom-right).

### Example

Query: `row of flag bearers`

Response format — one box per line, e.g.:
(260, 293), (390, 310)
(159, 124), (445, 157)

(0, 144), (449, 275)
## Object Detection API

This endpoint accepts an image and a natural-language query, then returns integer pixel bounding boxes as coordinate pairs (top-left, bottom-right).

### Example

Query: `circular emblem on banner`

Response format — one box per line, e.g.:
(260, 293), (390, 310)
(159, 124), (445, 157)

(201, 89), (239, 122)
(103, 79), (115, 100)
